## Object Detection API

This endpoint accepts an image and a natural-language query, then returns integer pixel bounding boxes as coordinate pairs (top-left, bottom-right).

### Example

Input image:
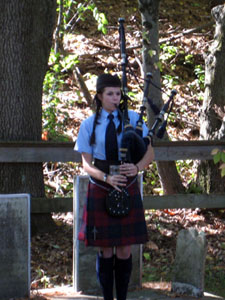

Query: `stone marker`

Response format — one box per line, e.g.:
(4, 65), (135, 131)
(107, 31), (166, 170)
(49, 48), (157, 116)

(172, 228), (207, 298)
(0, 194), (30, 300)
(73, 175), (143, 295)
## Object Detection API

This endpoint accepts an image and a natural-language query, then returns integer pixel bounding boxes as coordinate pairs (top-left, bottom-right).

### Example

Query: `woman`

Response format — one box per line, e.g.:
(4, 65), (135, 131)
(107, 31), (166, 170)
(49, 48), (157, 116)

(75, 73), (154, 300)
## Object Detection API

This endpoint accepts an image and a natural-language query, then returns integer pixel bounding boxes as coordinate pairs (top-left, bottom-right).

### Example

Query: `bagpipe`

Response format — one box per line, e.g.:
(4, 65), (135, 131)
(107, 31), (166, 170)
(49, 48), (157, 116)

(118, 18), (177, 164)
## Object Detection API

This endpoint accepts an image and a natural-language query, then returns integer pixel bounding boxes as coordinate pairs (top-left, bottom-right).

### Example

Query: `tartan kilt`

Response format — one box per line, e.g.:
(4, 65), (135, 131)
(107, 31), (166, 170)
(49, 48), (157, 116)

(78, 176), (148, 247)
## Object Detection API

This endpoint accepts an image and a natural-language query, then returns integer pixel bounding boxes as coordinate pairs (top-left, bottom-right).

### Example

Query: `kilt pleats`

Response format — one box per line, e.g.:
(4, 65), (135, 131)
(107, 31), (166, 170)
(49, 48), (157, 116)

(78, 177), (148, 247)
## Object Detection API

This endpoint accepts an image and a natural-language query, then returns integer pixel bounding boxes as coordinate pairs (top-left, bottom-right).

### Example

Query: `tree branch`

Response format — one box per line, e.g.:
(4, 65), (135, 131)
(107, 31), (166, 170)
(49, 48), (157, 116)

(159, 20), (214, 44)
(73, 67), (95, 110)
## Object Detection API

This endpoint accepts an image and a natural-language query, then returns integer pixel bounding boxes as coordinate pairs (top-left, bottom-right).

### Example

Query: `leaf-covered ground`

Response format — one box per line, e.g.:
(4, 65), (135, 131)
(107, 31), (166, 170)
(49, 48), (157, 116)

(30, 209), (225, 298)
(31, 0), (225, 299)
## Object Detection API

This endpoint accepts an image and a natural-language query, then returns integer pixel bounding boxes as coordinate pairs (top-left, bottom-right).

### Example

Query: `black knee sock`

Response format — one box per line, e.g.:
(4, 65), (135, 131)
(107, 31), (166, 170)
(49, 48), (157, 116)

(96, 254), (114, 300)
(115, 255), (132, 300)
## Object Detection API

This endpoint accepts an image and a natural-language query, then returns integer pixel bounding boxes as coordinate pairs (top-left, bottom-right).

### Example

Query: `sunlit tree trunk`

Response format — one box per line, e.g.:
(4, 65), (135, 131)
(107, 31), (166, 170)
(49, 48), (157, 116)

(198, 4), (225, 193)
(138, 0), (185, 194)
(0, 0), (57, 233)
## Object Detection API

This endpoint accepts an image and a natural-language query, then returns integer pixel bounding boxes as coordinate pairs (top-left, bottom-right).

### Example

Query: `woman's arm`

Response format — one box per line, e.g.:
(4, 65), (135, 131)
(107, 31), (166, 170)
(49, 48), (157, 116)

(82, 152), (105, 181)
(81, 152), (127, 191)
(136, 143), (154, 172)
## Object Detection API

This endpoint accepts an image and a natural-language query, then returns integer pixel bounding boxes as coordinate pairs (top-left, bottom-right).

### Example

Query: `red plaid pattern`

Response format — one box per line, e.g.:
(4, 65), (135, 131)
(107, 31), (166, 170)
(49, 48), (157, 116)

(78, 177), (148, 247)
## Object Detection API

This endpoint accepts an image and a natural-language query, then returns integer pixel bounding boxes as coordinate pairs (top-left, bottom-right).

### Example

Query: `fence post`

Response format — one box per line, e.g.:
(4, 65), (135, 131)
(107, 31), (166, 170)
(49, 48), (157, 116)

(73, 176), (80, 292)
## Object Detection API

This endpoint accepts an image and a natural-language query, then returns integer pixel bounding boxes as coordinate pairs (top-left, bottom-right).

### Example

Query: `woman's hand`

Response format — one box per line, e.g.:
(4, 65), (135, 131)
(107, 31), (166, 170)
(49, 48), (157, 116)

(107, 174), (127, 191)
(119, 163), (139, 177)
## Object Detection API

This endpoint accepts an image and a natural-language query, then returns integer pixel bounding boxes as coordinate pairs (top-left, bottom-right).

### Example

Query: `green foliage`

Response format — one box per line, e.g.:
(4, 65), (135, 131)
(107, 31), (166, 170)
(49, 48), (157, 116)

(160, 43), (179, 71)
(61, 54), (80, 71)
(42, 1), (108, 140)
(58, 0), (108, 34)
(43, 49), (78, 141)
(186, 63), (205, 101)
(35, 268), (50, 288)
(160, 43), (180, 87)
(212, 148), (225, 177)
(205, 260), (225, 297)
(143, 268), (161, 282)
(159, 42), (205, 101)
(142, 261), (172, 282)
(148, 49), (157, 58)
(175, 160), (203, 193)
(143, 252), (151, 261)
(160, 43), (178, 61)
(184, 54), (194, 65)
(162, 74), (179, 89)
(75, 2), (108, 34)
(143, 162), (161, 195)
(186, 182), (203, 194)
(93, 7), (108, 34)
(194, 64), (205, 90)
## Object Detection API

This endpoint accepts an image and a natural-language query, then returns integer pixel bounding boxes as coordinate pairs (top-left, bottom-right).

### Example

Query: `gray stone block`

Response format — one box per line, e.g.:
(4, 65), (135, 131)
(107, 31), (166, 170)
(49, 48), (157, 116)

(73, 175), (143, 294)
(172, 228), (207, 297)
(0, 194), (30, 299)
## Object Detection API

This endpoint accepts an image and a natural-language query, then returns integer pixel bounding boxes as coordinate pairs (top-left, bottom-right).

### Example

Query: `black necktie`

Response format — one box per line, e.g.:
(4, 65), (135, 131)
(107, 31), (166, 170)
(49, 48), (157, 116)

(105, 114), (118, 161)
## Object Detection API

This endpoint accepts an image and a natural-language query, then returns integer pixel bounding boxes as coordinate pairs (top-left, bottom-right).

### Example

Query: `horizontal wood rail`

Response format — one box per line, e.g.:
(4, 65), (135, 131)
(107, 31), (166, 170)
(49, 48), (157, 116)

(1, 140), (224, 213)
(31, 194), (225, 213)
(0, 140), (224, 162)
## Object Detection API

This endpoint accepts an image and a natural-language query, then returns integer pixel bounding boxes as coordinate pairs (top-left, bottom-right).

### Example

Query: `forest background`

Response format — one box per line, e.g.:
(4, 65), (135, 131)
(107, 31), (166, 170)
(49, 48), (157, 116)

(27, 0), (225, 298)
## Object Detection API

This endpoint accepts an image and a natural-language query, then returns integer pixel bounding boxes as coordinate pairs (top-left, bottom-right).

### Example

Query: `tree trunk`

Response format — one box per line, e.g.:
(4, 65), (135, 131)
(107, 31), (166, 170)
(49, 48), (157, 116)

(198, 4), (225, 193)
(138, 0), (185, 194)
(0, 0), (57, 233)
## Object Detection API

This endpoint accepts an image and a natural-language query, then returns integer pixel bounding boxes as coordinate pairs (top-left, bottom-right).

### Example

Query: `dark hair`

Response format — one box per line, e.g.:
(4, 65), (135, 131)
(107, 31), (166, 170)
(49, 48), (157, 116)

(96, 73), (121, 92)
(90, 94), (102, 145)
(89, 88), (123, 146)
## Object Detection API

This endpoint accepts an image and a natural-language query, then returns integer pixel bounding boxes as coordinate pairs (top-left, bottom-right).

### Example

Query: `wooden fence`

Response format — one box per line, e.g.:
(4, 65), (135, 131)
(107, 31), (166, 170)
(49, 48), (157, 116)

(0, 140), (224, 212)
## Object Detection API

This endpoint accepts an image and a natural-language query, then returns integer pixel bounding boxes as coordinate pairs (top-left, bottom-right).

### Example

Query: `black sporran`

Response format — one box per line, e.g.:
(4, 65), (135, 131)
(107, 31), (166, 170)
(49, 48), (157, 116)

(105, 188), (131, 217)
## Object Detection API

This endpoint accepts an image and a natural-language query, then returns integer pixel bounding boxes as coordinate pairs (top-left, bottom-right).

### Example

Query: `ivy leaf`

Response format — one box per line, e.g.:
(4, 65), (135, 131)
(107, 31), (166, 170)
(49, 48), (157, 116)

(143, 252), (151, 261)
(99, 13), (108, 25)
(213, 151), (221, 164)
(221, 151), (225, 163)
(211, 148), (219, 155)
(219, 163), (225, 177)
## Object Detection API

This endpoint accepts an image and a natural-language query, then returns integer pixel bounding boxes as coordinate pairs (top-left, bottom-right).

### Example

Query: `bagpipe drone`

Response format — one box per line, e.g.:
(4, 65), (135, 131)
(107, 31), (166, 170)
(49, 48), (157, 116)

(117, 18), (177, 164)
